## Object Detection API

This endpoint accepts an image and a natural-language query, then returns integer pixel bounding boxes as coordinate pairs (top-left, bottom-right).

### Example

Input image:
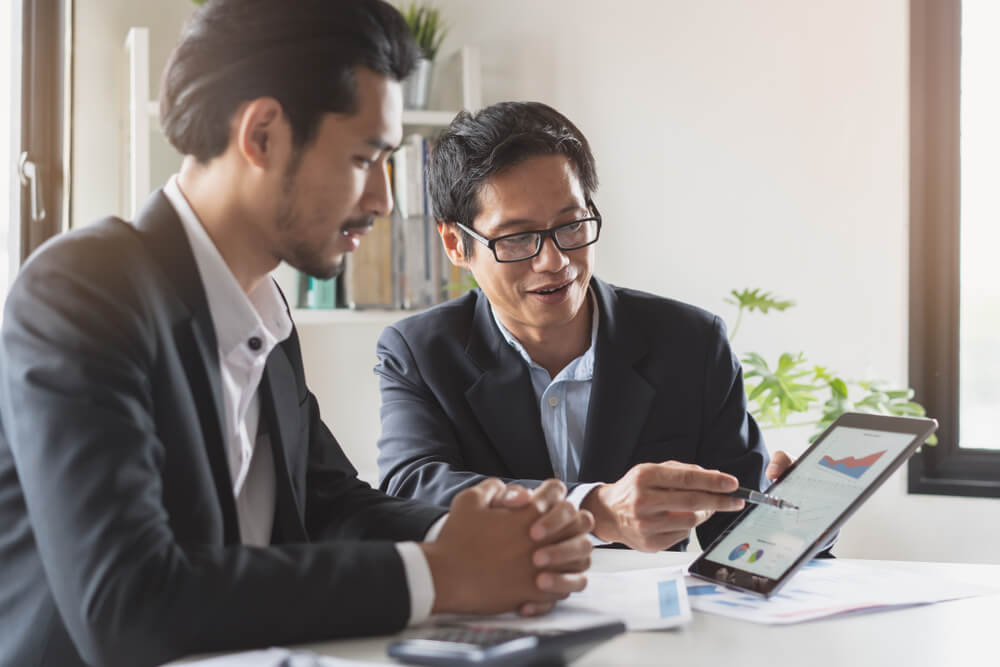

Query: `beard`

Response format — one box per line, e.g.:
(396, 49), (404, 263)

(284, 215), (374, 280)
(273, 148), (373, 280)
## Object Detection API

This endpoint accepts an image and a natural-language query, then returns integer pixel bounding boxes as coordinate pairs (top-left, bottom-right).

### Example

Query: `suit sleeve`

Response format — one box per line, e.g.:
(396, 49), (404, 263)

(300, 389), (447, 541)
(375, 325), (549, 506)
(694, 315), (771, 548)
(0, 240), (429, 667)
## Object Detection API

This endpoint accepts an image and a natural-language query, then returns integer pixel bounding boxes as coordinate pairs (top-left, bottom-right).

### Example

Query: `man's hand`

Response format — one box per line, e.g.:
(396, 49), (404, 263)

(581, 461), (744, 552)
(491, 480), (595, 616)
(766, 450), (794, 481)
(422, 479), (591, 616)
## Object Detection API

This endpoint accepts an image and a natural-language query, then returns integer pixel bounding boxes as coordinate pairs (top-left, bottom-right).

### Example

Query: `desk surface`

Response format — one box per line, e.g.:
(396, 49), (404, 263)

(283, 550), (1000, 667)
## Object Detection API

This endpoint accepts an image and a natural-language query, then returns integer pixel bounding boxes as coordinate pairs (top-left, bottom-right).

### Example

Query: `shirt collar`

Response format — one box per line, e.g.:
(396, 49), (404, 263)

(492, 288), (599, 381)
(162, 175), (292, 356)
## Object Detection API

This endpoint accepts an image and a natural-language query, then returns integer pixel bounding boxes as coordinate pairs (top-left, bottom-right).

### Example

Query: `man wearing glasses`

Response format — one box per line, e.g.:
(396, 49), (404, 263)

(376, 101), (791, 552)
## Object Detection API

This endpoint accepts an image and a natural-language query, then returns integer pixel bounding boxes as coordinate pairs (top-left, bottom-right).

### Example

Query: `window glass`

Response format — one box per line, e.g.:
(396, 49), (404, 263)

(958, 0), (1000, 449)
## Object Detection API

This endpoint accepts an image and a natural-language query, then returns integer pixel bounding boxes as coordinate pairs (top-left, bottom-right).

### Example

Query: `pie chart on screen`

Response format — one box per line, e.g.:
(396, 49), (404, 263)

(748, 549), (764, 563)
(728, 542), (750, 561)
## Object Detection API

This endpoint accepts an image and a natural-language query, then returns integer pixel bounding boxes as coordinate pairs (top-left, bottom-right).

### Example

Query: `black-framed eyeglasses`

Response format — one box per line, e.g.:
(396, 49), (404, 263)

(455, 201), (602, 263)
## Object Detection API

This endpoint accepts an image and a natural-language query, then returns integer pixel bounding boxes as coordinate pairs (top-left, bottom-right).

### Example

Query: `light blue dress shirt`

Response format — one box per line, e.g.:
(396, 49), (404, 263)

(491, 292), (600, 485)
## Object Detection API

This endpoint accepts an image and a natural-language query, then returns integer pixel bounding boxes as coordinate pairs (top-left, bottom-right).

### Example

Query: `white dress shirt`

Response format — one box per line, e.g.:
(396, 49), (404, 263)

(163, 176), (437, 623)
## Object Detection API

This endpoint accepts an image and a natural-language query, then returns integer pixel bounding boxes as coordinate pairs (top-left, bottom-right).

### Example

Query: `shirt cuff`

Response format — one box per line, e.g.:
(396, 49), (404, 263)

(568, 482), (612, 546)
(424, 513), (448, 542)
(396, 542), (435, 626)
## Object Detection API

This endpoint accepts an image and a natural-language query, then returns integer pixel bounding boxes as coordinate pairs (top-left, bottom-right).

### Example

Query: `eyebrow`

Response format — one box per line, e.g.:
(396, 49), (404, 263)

(490, 202), (589, 234)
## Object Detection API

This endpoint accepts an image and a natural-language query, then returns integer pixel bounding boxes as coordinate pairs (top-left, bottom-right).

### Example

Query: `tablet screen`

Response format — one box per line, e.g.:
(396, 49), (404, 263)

(702, 425), (915, 580)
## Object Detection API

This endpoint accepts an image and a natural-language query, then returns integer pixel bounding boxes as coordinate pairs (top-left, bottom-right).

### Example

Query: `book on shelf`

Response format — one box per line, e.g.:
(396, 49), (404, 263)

(343, 214), (394, 308)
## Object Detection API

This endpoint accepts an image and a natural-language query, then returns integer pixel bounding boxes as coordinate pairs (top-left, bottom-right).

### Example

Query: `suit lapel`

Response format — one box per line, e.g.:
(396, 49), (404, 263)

(464, 292), (555, 479)
(578, 278), (655, 483)
(259, 343), (308, 542)
(133, 190), (240, 544)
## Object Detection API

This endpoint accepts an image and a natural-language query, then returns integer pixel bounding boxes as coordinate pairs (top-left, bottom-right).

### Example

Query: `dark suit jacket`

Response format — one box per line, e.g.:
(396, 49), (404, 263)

(0, 192), (445, 667)
(375, 277), (768, 550)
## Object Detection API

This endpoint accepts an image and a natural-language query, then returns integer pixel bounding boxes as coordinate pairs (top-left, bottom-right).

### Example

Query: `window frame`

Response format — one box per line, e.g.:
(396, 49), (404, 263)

(907, 0), (1000, 498)
(16, 0), (71, 262)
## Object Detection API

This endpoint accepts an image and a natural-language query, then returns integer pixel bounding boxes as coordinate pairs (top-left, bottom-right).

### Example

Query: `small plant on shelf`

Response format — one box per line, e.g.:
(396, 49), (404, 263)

(401, 2), (449, 61)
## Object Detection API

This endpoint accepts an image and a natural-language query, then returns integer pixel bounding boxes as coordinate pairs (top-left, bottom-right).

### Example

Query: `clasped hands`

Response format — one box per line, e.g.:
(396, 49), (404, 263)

(421, 452), (794, 616)
(421, 478), (594, 617)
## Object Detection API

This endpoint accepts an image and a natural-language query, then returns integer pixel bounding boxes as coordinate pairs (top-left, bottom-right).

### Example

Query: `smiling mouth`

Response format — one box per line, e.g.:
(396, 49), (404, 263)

(529, 279), (573, 295)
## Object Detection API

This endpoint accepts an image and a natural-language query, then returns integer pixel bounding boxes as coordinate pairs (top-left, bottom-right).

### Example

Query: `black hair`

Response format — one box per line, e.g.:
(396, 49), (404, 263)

(159, 0), (419, 163)
(426, 101), (599, 257)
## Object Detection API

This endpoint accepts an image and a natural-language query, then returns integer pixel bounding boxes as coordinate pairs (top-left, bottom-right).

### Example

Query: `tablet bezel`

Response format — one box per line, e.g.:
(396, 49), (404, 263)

(688, 412), (938, 597)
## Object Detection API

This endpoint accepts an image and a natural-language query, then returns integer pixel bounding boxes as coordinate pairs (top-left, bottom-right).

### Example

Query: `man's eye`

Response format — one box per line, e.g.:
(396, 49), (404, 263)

(354, 156), (376, 168)
(503, 233), (537, 246)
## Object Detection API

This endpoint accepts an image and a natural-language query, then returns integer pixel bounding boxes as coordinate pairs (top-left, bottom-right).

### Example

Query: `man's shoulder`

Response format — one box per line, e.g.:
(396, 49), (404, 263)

(382, 290), (480, 347)
(8, 216), (162, 321)
(20, 217), (147, 277)
(604, 282), (721, 333)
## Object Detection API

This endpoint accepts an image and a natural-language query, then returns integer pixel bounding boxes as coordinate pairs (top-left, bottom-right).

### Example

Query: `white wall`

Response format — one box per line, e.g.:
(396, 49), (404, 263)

(72, 0), (1000, 563)
(72, 0), (192, 227)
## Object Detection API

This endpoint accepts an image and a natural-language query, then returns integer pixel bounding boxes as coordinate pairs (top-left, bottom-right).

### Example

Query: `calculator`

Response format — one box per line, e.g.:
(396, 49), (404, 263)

(386, 621), (625, 666)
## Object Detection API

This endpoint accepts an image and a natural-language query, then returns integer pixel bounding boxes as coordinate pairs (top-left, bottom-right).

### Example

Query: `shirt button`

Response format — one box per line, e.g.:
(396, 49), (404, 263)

(548, 395), (559, 407)
(247, 336), (262, 351)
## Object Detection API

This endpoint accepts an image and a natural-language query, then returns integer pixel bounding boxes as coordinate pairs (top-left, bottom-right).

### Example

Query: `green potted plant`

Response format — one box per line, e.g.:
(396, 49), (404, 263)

(727, 288), (937, 444)
(400, 2), (448, 110)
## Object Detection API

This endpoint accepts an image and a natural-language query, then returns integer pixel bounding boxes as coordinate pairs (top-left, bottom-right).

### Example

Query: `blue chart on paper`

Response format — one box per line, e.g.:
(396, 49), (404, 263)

(658, 580), (681, 618)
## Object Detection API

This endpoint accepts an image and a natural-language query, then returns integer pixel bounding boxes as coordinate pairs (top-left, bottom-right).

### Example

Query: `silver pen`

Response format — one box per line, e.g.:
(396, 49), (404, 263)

(728, 486), (800, 511)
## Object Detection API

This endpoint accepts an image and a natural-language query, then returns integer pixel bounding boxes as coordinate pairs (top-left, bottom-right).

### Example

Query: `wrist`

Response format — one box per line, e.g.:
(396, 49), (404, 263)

(420, 542), (461, 614)
(581, 484), (621, 543)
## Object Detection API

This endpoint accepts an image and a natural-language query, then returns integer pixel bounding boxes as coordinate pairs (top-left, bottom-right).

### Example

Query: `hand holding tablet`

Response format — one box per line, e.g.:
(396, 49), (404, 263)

(690, 412), (937, 597)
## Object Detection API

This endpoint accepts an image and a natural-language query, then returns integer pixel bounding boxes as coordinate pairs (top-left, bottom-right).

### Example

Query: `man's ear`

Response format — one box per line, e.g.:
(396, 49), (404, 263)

(438, 221), (471, 268)
(233, 97), (287, 170)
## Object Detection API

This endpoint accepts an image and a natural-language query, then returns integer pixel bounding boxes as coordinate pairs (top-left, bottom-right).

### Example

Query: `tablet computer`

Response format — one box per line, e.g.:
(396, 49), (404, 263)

(688, 412), (937, 597)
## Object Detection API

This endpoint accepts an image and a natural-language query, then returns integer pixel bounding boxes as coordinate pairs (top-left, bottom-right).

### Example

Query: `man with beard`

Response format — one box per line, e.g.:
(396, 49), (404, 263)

(0, 3), (593, 666)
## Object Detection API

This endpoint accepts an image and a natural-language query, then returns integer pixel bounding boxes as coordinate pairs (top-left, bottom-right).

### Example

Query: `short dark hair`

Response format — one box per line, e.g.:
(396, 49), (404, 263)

(159, 0), (419, 163)
(426, 101), (599, 257)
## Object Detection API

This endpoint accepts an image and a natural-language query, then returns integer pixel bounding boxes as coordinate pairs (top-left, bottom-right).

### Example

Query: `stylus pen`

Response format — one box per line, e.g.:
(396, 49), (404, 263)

(728, 487), (800, 511)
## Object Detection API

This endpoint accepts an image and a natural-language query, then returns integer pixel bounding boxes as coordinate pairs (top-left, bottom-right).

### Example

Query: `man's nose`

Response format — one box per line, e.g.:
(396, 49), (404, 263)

(364, 163), (393, 217)
(532, 235), (569, 271)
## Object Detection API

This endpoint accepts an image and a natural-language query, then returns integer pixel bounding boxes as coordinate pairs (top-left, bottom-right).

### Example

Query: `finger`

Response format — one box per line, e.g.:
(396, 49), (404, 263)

(630, 509), (715, 540)
(490, 484), (533, 508)
(537, 571), (588, 595)
(766, 450), (795, 480)
(530, 478), (568, 514)
(529, 500), (577, 541)
(633, 488), (743, 515)
(638, 461), (739, 493)
(456, 478), (506, 510)
(635, 530), (696, 553)
(518, 601), (556, 617)
(533, 534), (593, 569)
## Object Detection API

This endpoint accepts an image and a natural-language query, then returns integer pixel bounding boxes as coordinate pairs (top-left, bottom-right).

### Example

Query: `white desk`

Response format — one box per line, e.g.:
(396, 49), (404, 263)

(283, 550), (1000, 667)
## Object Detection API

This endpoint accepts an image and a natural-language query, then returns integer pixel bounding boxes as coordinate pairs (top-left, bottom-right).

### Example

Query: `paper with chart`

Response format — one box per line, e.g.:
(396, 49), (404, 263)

(566, 566), (692, 630)
(439, 567), (691, 632)
(686, 559), (995, 624)
(702, 425), (915, 580)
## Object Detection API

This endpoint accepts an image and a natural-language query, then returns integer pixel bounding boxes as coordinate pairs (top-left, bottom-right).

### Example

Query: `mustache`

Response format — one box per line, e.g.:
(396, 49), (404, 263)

(340, 216), (375, 233)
